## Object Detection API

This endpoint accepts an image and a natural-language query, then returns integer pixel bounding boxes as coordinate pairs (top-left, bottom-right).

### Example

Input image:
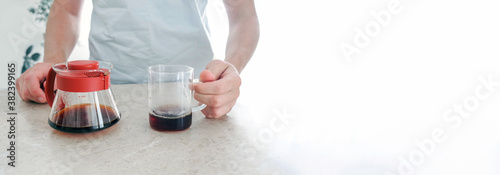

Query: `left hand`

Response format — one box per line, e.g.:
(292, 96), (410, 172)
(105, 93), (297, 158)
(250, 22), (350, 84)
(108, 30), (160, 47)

(193, 60), (242, 118)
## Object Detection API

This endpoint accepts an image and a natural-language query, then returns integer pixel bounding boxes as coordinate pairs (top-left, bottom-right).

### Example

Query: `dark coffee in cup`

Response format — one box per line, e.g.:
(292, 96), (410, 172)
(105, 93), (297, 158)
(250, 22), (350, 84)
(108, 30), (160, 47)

(149, 105), (192, 131)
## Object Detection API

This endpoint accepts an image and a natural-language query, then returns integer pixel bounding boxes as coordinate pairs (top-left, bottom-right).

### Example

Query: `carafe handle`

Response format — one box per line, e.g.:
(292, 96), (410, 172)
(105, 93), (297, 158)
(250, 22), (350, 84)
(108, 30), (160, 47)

(45, 67), (56, 107)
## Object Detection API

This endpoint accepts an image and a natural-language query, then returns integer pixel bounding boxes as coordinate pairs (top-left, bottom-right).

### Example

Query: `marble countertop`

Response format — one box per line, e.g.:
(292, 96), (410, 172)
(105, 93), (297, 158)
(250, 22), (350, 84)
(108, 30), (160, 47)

(0, 84), (298, 174)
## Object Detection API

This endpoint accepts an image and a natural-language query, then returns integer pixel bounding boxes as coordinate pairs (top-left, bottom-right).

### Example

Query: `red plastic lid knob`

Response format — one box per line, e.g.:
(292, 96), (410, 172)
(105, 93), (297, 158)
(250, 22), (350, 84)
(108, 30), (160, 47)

(67, 60), (99, 70)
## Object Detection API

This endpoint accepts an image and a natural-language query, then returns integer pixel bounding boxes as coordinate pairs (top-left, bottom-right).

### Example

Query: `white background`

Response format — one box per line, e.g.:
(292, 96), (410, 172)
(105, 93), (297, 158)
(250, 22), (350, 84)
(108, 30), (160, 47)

(240, 0), (500, 174)
(1, 0), (500, 174)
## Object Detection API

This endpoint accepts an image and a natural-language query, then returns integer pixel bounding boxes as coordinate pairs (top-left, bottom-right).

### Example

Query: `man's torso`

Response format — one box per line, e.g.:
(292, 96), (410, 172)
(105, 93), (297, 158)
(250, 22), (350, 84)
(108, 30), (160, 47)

(89, 0), (213, 84)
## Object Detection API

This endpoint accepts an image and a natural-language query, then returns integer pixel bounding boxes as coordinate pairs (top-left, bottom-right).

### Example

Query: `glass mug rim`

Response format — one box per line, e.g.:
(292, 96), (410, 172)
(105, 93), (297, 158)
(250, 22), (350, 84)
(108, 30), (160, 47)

(148, 65), (193, 74)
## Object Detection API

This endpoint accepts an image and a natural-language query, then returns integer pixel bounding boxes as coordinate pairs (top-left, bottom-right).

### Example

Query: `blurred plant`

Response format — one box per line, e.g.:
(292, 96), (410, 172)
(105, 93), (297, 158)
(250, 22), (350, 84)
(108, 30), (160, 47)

(22, 45), (41, 73)
(28, 0), (53, 22)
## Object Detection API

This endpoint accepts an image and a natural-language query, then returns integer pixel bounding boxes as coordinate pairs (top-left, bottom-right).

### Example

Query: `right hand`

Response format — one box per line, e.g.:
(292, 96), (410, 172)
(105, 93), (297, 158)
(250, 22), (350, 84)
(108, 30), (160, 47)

(16, 62), (54, 103)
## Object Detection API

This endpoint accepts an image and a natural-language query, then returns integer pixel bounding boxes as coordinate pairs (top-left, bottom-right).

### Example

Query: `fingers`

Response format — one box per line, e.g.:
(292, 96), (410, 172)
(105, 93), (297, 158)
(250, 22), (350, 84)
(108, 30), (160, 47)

(195, 59), (241, 94)
(199, 70), (217, 83)
(194, 88), (240, 108)
(196, 59), (242, 118)
(201, 99), (237, 118)
(17, 75), (33, 102)
(26, 76), (47, 103)
(194, 78), (240, 118)
(204, 59), (229, 80)
(17, 80), (29, 101)
(16, 63), (52, 103)
(19, 75), (46, 103)
(193, 73), (241, 95)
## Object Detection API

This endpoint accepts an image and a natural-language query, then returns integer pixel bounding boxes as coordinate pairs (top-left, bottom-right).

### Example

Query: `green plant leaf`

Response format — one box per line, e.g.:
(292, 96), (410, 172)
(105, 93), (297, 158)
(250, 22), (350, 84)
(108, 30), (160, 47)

(22, 61), (30, 73)
(26, 45), (33, 55)
(31, 53), (41, 61)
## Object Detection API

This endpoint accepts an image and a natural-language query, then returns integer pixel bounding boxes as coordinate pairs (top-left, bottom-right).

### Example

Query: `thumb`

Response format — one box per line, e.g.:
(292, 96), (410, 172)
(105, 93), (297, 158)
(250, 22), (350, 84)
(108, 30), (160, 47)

(201, 60), (229, 82)
(199, 70), (216, 83)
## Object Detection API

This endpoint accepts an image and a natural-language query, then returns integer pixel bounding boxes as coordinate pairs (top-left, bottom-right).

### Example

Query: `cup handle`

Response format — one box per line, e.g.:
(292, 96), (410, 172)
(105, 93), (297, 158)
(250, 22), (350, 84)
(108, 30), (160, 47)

(192, 79), (207, 112)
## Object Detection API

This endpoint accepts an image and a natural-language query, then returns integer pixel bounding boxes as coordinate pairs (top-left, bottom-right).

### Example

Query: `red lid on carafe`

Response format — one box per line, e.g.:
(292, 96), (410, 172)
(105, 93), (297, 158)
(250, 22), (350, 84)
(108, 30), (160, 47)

(53, 60), (110, 92)
(45, 60), (112, 107)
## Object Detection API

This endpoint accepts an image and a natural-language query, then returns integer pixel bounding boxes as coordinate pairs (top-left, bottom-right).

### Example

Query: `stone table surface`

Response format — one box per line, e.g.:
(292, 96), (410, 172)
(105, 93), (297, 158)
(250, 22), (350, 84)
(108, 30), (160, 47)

(0, 84), (302, 175)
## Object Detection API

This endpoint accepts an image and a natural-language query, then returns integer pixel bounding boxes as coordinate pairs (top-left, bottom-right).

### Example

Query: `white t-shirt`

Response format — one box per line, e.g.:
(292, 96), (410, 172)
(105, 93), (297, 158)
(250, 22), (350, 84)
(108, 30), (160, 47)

(89, 0), (213, 84)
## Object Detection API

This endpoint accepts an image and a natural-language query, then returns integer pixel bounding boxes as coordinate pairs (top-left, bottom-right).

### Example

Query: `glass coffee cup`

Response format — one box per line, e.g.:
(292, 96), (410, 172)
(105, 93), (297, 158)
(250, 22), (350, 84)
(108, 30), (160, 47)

(148, 65), (206, 131)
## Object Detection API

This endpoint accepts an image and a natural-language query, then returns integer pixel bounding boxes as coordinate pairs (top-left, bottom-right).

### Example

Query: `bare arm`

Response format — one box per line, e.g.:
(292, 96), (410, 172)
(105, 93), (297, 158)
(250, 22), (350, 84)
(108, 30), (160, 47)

(223, 0), (260, 73)
(43, 0), (84, 63)
(193, 0), (259, 118)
